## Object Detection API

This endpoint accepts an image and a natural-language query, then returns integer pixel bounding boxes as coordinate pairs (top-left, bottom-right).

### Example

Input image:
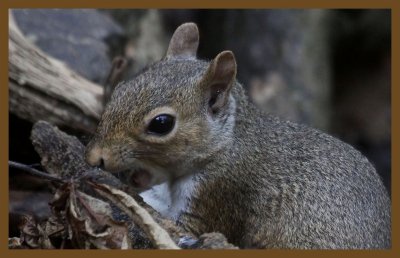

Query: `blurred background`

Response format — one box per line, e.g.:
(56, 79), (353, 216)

(9, 10), (391, 223)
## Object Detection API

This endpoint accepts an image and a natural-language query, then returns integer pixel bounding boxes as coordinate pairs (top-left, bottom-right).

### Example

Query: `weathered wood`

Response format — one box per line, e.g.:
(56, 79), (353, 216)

(8, 11), (104, 134)
(30, 121), (92, 179)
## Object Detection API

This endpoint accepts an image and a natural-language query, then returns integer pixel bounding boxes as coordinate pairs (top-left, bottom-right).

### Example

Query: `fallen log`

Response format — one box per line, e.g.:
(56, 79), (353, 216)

(8, 10), (103, 134)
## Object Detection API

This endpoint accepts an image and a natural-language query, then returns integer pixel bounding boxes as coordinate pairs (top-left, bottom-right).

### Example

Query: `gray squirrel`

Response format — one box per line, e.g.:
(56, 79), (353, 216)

(85, 23), (391, 249)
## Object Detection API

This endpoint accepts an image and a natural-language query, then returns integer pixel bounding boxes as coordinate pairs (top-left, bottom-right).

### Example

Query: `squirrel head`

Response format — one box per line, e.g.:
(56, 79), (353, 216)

(86, 23), (237, 191)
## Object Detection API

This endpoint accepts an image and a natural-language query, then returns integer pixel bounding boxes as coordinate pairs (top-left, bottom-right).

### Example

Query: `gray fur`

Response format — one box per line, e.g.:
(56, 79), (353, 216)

(166, 22), (199, 59)
(86, 23), (391, 249)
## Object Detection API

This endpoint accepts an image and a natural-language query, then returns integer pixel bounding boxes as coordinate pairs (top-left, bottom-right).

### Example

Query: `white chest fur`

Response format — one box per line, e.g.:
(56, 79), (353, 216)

(139, 174), (197, 221)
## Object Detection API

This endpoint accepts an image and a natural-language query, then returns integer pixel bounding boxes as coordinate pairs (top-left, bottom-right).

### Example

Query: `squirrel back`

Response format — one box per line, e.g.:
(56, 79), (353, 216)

(86, 23), (391, 249)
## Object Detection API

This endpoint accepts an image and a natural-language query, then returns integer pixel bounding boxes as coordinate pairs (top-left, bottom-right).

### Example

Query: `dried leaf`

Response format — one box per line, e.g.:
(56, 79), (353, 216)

(67, 185), (131, 249)
(8, 237), (24, 249)
(90, 182), (180, 249)
(47, 181), (132, 249)
(49, 183), (71, 214)
(40, 215), (65, 239)
(19, 214), (54, 249)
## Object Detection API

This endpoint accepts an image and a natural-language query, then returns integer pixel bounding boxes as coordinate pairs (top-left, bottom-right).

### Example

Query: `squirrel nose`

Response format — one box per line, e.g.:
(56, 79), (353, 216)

(86, 145), (120, 172)
(89, 157), (106, 170)
(86, 145), (106, 169)
(87, 156), (105, 170)
(88, 155), (108, 170)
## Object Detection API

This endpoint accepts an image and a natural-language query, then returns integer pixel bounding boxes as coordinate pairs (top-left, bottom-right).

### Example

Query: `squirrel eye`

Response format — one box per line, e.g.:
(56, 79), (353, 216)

(147, 114), (175, 135)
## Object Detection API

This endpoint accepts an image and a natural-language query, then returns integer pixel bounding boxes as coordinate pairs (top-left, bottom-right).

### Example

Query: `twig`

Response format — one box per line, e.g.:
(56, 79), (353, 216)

(28, 163), (42, 168)
(9, 161), (65, 184)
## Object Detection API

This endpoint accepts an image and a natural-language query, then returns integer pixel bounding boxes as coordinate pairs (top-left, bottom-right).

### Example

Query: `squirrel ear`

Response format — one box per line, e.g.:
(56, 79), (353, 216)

(203, 51), (237, 114)
(166, 23), (199, 59)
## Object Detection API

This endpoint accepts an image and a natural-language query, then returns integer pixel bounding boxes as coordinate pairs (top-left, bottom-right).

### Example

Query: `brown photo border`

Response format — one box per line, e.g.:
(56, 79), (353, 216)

(1, 0), (398, 257)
